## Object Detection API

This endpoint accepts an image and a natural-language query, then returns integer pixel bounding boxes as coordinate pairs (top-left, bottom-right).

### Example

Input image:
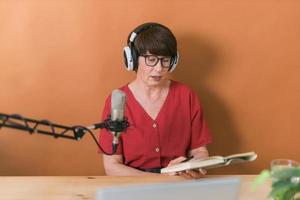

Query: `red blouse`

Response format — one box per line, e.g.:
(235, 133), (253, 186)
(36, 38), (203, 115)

(99, 80), (212, 170)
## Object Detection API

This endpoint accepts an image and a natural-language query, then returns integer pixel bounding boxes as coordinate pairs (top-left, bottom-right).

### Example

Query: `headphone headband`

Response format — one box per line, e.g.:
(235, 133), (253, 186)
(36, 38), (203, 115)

(128, 23), (156, 44)
(129, 32), (137, 43)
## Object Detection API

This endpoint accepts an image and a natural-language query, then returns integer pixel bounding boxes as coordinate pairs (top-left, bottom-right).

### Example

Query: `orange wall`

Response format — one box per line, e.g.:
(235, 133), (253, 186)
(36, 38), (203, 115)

(0, 0), (299, 175)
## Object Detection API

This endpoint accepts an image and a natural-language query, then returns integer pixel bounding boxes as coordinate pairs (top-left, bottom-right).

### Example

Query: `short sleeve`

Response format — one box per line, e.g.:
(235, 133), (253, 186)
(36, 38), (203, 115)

(98, 95), (123, 155)
(189, 91), (212, 149)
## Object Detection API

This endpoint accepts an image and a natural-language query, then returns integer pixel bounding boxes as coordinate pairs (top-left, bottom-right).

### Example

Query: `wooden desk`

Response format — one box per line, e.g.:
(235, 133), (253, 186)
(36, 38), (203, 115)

(0, 175), (270, 200)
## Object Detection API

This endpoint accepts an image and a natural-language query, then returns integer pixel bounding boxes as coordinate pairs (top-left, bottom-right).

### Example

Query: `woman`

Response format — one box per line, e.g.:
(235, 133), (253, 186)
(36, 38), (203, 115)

(99, 22), (212, 179)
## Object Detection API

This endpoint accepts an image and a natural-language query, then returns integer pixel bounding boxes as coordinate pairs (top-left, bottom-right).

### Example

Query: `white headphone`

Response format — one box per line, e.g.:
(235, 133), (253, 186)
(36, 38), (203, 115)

(123, 23), (179, 72)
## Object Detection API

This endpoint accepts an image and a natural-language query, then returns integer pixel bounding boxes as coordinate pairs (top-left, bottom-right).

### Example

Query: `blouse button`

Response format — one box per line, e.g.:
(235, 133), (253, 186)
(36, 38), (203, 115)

(155, 147), (160, 152)
(152, 123), (157, 128)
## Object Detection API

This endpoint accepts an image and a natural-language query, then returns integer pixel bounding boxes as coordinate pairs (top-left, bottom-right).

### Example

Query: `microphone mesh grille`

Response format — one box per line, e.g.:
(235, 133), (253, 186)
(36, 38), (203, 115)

(111, 89), (126, 121)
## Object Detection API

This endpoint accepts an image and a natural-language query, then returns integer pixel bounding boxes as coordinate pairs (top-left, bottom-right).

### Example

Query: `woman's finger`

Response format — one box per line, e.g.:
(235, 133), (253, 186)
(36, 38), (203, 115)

(168, 156), (187, 166)
(185, 170), (202, 179)
(199, 168), (207, 175)
(179, 171), (194, 179)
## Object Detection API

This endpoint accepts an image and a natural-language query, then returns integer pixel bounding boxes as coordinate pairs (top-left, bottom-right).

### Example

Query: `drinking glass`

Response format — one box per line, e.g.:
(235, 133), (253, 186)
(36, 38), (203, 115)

(271, 159), (299, 182)
(270, 159), (300, 200)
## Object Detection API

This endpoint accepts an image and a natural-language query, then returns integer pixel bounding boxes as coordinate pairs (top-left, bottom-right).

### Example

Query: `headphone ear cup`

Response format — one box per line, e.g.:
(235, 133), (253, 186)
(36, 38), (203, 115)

(168, 51), (179, 73)
(123, 46), (139, 71)
(123, 46), (134, 71)
(131, 47), (139, 71)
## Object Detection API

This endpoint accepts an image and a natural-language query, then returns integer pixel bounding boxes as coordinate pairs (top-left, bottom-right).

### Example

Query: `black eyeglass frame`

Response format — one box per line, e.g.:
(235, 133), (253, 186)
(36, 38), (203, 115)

(140, 55), (173, 68)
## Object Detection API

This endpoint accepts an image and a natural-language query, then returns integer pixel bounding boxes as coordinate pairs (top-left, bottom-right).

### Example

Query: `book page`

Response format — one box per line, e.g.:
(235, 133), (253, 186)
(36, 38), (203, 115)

(161, 156), (225, 173)
(224, 151), (257, 165)
(225, 151), (257, 160)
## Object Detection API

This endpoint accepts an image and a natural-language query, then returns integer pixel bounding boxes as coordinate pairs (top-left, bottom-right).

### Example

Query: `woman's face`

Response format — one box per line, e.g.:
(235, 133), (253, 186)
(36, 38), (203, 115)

(136, 53), (171, 87)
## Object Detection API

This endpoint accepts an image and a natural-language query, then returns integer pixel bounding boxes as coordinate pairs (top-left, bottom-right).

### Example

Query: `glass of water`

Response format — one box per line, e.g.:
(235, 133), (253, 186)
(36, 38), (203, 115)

(271, 159), (299, 182)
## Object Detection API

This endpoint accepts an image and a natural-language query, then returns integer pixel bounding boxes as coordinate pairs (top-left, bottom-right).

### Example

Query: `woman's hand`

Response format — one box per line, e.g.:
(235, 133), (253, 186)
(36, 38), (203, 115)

(166, 156), (207, 179)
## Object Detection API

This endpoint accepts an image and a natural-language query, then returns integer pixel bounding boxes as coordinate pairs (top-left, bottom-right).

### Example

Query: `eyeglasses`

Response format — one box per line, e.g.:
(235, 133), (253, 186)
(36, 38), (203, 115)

(141, 55), (172, 68)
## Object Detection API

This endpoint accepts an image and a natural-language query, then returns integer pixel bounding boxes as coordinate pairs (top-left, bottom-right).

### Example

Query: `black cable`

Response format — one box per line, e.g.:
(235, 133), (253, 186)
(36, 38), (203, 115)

(71, 125), (115, 155)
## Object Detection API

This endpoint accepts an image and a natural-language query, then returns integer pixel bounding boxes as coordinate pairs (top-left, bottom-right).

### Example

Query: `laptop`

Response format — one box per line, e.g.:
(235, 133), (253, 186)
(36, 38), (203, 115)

(96, 177), (241, 200)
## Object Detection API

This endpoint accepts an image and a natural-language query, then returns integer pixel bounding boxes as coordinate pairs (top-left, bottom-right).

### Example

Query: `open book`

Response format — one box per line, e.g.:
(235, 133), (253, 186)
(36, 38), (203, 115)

(160, 151), (257, 174)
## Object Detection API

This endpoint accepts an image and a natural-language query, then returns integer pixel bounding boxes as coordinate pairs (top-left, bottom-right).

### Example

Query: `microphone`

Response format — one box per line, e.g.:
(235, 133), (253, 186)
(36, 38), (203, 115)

(73, 89), (127, 154)
(79, 89), (127, 151)
(73, 89), (129, 154)
(84, 89), (126, 131)
(110, 89), (126, 153)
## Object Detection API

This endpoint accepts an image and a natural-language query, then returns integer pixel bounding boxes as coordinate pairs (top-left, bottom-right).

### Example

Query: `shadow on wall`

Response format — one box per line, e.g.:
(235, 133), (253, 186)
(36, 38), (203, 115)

(173, 34), (247, 174)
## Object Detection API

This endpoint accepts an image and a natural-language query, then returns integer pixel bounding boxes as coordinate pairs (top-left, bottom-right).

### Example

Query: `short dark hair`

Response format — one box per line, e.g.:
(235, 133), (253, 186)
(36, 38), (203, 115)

(129, 22), (177, 58)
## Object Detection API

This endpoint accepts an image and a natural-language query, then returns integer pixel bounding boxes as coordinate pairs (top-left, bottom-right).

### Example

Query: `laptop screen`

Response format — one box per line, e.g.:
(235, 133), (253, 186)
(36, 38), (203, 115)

(96, 177), (241, 200)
